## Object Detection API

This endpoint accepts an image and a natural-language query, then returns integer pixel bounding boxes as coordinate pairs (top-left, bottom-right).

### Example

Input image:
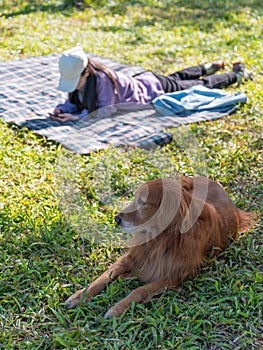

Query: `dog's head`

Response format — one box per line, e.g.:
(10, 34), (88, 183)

(115, 176), (211, 246)
(115, 178), (188, 245)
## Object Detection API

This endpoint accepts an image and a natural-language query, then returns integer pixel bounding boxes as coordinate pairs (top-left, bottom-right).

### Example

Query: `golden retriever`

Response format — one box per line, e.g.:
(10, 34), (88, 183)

(65, 175), (253, 317)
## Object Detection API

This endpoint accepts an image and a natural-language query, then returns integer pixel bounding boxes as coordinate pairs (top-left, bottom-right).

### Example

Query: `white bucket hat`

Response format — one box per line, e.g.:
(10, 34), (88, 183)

(58, 46), (88, 92)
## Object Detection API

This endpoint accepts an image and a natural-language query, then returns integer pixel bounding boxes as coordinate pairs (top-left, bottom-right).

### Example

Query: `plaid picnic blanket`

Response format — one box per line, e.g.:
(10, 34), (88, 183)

(0, 54), (238, 153)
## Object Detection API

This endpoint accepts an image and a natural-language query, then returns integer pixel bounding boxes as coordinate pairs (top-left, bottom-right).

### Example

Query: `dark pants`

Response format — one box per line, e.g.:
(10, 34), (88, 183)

(153, 65), (237, 92)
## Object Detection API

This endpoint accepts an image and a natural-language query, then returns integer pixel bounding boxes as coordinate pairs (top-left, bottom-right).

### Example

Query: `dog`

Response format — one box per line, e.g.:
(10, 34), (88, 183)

(65, 175), (253, 318)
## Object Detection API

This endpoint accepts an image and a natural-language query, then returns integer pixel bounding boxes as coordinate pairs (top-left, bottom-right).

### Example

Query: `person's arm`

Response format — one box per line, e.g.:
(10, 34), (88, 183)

(51, 99), (88, 122)
(53, 99), (78, 114)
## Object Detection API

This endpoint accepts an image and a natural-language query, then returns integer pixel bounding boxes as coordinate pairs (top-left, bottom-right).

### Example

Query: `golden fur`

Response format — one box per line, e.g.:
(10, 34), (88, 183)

(65, 175), (253, 317)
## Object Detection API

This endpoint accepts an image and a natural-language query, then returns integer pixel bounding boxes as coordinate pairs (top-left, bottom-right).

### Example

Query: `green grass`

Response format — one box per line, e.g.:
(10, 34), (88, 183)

(0, 1), (262, 349)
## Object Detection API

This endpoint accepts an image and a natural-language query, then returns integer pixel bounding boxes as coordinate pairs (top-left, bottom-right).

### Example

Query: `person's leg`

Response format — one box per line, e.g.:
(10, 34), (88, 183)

(166, 60), (225, 81)
(167, 64), (207, 81)
(201, 71), (237, 89)
(202, 62), (253, 89)
(153, 61), (226, 92)
(154, 62), (252, 93)
(154, 71), (237, 93)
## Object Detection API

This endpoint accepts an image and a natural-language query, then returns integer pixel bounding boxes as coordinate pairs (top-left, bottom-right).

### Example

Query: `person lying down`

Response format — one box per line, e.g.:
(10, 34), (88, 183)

(51, 46), (252, 122)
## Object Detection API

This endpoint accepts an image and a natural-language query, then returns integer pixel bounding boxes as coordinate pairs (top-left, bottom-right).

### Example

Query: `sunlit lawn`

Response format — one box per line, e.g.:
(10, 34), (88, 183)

(0, 1), (262, 349)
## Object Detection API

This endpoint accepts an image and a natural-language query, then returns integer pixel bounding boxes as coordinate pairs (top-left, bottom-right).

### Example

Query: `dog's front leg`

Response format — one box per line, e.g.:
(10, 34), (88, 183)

(65, 254), (132, 309)
(104, 279), (168, 318)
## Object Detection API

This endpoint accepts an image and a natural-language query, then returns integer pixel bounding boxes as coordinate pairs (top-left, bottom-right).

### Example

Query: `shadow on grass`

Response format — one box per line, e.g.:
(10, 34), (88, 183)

(1, 0), (262, 20)
(0, 0), (80, 18)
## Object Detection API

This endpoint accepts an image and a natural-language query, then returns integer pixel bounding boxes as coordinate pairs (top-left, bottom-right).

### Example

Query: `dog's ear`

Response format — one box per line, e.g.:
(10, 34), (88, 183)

(128, 179), (182, 246)
(154, 177), (210, 235)
(177, 198), (212, 271)
(179, 193), (214, 236)
(157, 178), (181, 219)
(179, 177), (210, 234)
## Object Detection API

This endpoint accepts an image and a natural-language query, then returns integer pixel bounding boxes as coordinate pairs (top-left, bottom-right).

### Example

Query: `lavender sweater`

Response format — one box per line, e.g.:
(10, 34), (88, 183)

(56, 70), (164, 119)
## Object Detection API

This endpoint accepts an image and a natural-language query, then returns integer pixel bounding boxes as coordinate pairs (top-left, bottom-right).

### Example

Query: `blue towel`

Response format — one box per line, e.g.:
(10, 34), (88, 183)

(152, 85), (247, 116)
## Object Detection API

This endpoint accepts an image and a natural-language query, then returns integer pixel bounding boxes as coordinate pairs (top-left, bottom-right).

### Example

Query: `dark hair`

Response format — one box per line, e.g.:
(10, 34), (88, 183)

(86, 58), (118, 92)
(69, 58), (118, 114)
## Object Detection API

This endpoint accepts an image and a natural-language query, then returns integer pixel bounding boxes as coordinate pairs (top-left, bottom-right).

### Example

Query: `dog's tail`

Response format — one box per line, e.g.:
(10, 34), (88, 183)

(238, 209), (256, 233)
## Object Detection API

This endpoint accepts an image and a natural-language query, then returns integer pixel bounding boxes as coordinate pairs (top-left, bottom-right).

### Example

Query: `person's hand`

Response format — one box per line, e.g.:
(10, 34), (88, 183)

(50, 113), (80, 122)
(53, 107), (62, 115)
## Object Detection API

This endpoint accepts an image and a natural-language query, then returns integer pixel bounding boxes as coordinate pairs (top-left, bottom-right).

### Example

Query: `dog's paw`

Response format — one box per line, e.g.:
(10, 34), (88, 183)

(65, 288), (85, 309)
(104, 307), (119, 318)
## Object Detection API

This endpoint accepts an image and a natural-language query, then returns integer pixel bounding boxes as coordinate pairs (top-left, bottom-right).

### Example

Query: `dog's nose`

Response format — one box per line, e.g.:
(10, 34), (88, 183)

(115, 215), (122, 225)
